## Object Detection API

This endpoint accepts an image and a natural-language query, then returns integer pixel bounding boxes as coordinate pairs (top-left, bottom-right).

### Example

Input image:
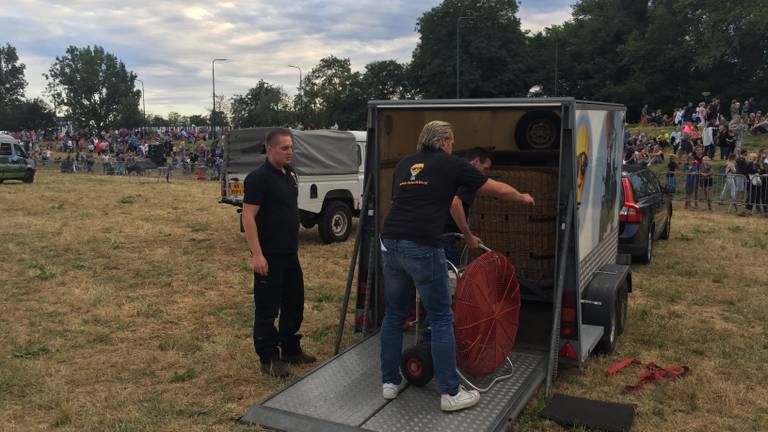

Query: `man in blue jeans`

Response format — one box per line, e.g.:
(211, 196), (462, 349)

(380, 121), (535, 412)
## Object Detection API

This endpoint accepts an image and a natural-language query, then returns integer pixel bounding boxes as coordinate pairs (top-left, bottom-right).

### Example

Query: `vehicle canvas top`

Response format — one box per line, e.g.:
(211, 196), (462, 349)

(226, 127), (360, 176)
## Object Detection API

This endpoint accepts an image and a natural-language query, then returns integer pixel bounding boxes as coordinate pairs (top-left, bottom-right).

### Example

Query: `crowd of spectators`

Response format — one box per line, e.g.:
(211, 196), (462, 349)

(629, 96), (767, 216)
(6, 127), (225, 180)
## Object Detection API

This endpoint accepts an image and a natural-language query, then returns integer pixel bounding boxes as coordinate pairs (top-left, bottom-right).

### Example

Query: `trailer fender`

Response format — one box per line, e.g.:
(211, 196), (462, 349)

(582, 264), (631, 354)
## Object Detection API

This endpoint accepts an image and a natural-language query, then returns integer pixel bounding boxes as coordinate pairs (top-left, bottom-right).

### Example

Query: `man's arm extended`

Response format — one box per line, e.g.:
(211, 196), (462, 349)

(449, 196), (481, 248)
(242, 203), (268, 275)
(477, 178), (535, 205)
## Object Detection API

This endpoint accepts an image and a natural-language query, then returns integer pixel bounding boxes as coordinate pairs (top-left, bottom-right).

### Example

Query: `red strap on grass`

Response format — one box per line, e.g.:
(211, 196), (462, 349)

(607, 358), (690, 391)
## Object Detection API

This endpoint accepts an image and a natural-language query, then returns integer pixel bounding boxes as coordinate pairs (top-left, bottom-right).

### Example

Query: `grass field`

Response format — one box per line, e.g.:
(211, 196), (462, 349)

(1, 170), (767, 431)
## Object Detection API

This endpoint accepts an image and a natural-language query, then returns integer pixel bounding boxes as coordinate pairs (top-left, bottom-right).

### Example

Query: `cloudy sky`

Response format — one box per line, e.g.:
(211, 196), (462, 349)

(4, 0), (574, 116)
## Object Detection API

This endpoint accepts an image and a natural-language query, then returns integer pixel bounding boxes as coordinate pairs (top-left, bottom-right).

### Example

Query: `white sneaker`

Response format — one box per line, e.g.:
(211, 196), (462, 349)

(382, 380), (407, 400)
(440, 386), (480, 412)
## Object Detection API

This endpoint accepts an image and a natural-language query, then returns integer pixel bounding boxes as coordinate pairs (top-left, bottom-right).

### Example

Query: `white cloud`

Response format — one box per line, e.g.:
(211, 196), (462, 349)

(5, 0), (572, 116)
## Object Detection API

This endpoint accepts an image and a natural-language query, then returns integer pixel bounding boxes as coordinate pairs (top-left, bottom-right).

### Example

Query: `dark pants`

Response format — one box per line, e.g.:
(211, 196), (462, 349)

(253, 253), (304, 363)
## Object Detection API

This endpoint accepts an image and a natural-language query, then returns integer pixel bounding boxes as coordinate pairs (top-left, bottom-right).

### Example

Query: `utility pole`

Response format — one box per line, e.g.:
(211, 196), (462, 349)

(289, 65), (303, 127)
(136, 78), (146, 130)
(212, 58), (227, 139)
(456, 16), (475, 99)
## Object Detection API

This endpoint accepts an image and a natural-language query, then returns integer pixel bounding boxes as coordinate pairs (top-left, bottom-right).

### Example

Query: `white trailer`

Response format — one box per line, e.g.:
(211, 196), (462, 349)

(241, 98), (632, 431)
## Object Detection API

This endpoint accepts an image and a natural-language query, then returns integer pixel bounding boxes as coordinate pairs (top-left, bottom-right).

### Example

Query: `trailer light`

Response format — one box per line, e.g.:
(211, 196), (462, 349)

(560, 342), (578, 360)
(561, 323), (575, 337)
(562, 293), (576, 308)
(561, 308), (576, 323)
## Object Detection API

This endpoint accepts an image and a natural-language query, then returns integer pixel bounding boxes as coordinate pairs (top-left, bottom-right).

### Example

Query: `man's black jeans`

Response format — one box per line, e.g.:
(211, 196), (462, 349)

(253, 253), (304, 363)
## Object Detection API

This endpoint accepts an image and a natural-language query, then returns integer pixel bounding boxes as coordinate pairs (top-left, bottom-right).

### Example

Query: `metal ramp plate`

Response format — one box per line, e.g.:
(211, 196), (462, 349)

(242, 333), (547, 432)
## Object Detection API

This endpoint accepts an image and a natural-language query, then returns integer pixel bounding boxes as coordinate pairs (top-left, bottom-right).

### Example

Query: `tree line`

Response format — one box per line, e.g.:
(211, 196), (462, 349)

(2, 0), (765, 132)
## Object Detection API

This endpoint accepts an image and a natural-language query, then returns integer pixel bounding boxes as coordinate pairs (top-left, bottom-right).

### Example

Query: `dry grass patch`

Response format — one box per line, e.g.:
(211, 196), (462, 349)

(2, 171), (767, 431)
(0, 172), (358, 431)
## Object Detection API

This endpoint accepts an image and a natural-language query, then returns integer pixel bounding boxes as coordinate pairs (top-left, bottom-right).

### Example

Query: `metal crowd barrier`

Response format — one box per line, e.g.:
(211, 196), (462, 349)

(36, 159), (223, 181)
(655, 172), (768, 212)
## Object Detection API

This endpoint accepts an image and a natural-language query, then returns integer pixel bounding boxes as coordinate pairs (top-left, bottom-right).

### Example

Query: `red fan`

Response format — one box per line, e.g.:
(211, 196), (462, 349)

(453, 251), (521, 376)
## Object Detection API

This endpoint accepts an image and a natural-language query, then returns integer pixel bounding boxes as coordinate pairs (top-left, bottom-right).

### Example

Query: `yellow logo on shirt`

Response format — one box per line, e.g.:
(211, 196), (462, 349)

(409, 163), (424, 180)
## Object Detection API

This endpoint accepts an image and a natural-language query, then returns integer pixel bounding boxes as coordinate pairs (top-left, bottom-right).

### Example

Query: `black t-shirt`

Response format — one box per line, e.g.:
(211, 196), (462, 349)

(243, 160), (299, 255)
(382, 150), (487, 246)
(443, 185), (478, 234)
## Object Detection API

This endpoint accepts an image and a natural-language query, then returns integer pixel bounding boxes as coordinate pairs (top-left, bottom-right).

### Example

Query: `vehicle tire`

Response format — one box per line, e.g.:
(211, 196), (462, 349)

(660, 209), (672, 240)
(300, 212), (317, 229)
(401, 343), (433, 387)
(583, 281), (619, 355)
(615, 281), (629, 336)
(22, 170), (35, 184)
(318, 201), (352, 244)
(597, 294), (618, 354)
(515, 111), (561, 151)
(636, 226), (653, 264)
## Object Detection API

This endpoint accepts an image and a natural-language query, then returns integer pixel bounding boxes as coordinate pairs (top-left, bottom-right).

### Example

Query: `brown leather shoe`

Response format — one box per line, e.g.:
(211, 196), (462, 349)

(281, 352), (317, 364)
(260, 360), (290, 378)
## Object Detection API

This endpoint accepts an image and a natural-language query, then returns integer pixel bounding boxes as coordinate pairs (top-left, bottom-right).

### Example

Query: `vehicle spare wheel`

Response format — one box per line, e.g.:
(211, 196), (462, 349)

(515, 111), (561, 150)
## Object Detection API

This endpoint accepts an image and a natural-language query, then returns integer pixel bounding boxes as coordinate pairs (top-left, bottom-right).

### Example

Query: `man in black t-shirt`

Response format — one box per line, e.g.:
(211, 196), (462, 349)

(242, 128), (316, 378)
(379, 121), (534, 412)
(440, 147), (493, 265)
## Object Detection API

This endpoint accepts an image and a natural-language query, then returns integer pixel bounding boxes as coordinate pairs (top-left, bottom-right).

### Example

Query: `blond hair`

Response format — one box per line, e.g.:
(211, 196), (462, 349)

(417, 121), (453, 152)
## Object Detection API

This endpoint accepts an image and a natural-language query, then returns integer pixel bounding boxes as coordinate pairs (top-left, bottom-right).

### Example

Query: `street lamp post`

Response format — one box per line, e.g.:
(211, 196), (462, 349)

(288, 65), (302, 127)
(212, 58), (227, 139)
(135, 78), (146, 131)
(456, 16), (475, 99)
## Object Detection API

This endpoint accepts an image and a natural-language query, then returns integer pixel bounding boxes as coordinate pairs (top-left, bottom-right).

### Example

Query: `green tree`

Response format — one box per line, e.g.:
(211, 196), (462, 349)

(0, 98), (56, 131)
(410, 0), (532, 99)
(148, 114), (169, 127)
(188, 114), (209, 127)
(44, 45), (139, 130)
(230, 80), (293, 128)
(302, 56), (365, 129)
(0, 43), (27, 108)
(360, 60), (414, 100)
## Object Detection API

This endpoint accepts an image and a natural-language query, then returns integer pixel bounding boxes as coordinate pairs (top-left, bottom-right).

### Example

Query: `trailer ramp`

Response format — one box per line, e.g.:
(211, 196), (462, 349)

(241, 333), (546, 432)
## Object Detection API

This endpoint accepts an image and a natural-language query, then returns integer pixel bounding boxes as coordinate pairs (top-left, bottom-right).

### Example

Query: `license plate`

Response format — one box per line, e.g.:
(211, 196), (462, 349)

(229, 181), (244, 197)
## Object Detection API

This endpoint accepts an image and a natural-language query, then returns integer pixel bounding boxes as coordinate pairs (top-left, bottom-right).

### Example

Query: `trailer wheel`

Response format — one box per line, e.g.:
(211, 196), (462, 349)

(616, 281), (629, 335)
(318, 201), (352, 244)
(583, 279), (622, 355)
(595, 286), (622, 354)
(401, 343), (433, 387)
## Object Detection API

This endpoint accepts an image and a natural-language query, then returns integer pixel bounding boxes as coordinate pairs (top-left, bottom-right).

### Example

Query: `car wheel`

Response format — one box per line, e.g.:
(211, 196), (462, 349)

(660, 215), (671, 240)
(318, 201), (352, 244)
(22, 170), (35, 183)
(637, 226), (653, 264)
